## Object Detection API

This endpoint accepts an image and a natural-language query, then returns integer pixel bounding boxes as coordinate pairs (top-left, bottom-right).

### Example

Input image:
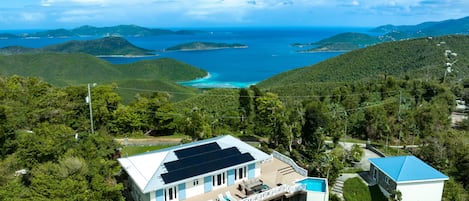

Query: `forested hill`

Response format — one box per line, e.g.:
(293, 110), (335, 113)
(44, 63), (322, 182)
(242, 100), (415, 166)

(165, 42), (248, 51)
(302, 32), (380, 52)
(301, 16), (469, 52)
(42, 37), (152, 55)
(371, 16), (469, 38)
(258, 35), (469, 92)
(0, 37), (152, 56)
(0, 53), (206, 86)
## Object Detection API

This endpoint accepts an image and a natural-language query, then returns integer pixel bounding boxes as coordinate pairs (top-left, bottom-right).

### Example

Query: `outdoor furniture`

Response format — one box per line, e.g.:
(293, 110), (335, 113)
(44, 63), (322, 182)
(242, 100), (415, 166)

(243, 178), (263, 195)
(225, 191), (237, 201)
(218, 194), (227, 201)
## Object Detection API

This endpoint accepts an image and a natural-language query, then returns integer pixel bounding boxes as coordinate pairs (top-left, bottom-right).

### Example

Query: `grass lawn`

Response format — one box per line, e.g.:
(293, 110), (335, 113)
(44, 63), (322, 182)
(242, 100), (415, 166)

(122, 144), (174, 156)
(343, 177), (387, 201)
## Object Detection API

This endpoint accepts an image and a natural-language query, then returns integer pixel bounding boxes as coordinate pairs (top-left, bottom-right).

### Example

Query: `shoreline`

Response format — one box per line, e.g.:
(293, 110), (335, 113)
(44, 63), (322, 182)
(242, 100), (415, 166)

(96, 54), (159, 58)
(164, 46), (248, 52)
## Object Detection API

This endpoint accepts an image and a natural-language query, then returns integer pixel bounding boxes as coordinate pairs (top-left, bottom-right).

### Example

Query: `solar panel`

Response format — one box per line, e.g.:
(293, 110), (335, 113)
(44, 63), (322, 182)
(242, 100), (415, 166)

(174, 142), (221, 159)
(165, 147), (241, 171)
(161, 152), (255, 183)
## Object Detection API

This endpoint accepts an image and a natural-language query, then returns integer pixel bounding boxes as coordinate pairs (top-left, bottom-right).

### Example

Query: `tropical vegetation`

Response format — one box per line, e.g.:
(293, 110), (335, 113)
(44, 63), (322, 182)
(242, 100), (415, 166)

(1, 31), (469, 200)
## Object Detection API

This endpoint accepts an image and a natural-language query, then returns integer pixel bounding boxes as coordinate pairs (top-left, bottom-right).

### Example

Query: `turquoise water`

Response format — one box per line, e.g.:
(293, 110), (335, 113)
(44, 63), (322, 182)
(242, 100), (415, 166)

(296, 178), (326, 192)
(0, 27), (372, 88)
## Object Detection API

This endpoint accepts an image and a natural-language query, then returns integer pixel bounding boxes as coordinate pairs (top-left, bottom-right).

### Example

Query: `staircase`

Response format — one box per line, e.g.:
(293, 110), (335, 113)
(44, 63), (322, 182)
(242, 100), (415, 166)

(331, 180), (344, 200)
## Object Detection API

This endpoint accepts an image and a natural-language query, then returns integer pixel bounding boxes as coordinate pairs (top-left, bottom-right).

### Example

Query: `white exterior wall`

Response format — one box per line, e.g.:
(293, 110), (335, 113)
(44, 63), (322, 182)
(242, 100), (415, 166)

(150, 191), (156, 201)
(185, 179), (204, 199)
(396, 180), (445, 201)
(306, 191), (328, 201)
(255, 162), (261, 178)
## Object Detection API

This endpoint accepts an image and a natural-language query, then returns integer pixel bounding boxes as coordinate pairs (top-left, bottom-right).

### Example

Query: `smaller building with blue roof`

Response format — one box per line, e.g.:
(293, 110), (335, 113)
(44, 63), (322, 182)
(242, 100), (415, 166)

(369, 155), (448, 201)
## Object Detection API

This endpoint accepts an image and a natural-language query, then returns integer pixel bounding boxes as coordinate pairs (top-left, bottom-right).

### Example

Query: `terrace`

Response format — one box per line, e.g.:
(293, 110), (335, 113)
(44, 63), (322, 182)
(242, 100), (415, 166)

(185, 153), (307, 201)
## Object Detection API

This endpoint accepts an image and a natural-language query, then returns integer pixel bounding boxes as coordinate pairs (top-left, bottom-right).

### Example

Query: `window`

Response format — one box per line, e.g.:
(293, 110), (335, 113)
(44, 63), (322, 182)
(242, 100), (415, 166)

(236, 166), (247, 180)
(165, 186), (177, 201)
(373, 168), (378, 180)
(385, 177), (390, 185)
(193, 179), (199, 186)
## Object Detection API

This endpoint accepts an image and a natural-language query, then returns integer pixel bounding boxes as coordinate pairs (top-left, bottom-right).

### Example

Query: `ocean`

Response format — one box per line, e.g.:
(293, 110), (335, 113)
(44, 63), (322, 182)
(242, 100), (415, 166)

(0, 27), (370, 88)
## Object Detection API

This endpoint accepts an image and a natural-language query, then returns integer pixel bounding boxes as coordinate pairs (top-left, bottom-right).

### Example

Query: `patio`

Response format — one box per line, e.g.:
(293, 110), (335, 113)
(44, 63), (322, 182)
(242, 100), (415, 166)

(185, 157), (306, 201)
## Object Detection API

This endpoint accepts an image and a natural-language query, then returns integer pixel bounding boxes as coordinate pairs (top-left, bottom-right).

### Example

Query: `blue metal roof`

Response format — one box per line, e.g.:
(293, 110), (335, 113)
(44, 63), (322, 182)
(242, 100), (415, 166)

(369, 156), (448, 183)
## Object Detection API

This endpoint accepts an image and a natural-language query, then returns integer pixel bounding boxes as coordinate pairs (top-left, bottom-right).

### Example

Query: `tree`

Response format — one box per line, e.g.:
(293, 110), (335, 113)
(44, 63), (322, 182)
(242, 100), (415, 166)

(364, 105), (390, 141)
(350, 144), (364, 162)
(302, 101), (329, 151)
(253, 92), (285, 145)
(15, 123), (75, 168)
(390, 190), (402, 201)
(185, 107), (212, 140)
(238, 88), (253, 132)
(29, 157), (89, 200)
(89, 85), (121, 132)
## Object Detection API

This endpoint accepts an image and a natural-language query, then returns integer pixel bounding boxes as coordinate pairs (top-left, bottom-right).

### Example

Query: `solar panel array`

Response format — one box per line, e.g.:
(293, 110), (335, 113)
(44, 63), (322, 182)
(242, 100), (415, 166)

(174, 142), (221, 159)
(161, 143), (255, 184)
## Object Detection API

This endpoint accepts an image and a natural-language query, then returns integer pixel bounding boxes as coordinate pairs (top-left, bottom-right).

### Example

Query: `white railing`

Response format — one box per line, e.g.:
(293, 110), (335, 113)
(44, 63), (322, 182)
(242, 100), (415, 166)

(271, 151), (308, 176)
(240, 184), (306, 201)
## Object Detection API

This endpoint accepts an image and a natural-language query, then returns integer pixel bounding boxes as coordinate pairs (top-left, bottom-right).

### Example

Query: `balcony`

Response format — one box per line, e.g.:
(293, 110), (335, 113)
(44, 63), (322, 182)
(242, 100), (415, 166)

(185, 156), (307, 201)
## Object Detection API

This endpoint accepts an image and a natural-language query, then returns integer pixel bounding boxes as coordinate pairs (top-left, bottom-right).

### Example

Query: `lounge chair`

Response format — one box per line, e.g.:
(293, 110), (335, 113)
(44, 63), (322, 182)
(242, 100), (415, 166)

(218, 193), (227, 201)
(226, 191), (237, 201)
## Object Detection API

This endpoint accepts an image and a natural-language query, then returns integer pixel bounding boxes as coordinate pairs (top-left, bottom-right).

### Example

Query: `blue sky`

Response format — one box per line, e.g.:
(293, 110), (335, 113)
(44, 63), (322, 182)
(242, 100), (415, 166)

(0, 0), (467, 29)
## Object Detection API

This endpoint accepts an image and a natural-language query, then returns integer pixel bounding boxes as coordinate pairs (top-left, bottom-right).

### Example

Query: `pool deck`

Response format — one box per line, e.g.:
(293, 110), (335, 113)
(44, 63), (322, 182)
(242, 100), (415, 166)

(185, 157), (306, 201)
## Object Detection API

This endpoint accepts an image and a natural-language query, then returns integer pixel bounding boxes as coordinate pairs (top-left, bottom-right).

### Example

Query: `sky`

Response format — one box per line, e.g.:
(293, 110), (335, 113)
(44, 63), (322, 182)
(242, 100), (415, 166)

(0, 0), (467, 29)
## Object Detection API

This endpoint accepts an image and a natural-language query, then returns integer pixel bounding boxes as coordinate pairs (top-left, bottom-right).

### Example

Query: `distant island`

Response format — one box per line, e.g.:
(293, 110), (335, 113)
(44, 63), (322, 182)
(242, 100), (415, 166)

(296, 32), (380, 52)
(0, 25), (201, 38)
(297, 16), (469, 52)
(165, 42), (248, 51)
(0, 37), (153, 56)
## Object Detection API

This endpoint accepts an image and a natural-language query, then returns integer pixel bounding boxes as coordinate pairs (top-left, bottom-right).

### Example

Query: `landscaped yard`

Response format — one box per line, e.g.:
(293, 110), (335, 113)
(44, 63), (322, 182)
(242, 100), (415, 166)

(343, 177), (387, 201)
(122, 144), (174, 156)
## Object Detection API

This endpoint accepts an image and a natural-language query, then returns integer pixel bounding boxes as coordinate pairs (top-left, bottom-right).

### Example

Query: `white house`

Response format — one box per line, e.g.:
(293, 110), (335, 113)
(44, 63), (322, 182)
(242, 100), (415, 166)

(118, 135), (329, 201)
(369, 156), (449, 201)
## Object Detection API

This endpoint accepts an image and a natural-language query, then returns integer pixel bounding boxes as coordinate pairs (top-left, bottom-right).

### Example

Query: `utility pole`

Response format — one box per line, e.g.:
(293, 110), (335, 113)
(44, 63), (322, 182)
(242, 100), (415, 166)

(343, 110), (347, 163)
(87, 83), (95, 134)
(397, 91), (402, 154)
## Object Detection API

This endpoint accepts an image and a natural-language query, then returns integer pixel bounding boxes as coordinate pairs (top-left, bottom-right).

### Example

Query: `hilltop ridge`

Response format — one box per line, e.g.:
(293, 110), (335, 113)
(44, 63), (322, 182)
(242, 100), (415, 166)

(0, 25), (201, 38)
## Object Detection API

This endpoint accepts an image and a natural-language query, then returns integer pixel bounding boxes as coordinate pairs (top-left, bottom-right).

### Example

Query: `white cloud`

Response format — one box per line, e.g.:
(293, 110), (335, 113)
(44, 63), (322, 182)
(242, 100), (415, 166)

(41, 0), (54, 7)
(1, 0), (469, 28)
(20, 12), (45, 22)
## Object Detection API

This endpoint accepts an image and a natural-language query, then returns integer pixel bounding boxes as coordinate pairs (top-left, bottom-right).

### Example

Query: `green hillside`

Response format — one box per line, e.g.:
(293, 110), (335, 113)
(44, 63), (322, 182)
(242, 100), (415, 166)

(43, 36), (152, 55)
(166, 42), (248, 51)
(258, 35), (469, 92)
(116, 58), (207, 81)
(114, 79), (200, 103)
(0, 37), (153, 56)
(372, 16), (469, 38)
(0, 46), (39, 55)
(305, 32), (380, 52)
(0, 53), (207, 100)
(0, 53), (120, 86)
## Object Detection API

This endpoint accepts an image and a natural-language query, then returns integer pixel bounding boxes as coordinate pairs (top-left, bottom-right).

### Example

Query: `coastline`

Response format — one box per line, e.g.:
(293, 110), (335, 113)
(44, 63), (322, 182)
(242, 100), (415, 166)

(178, 72), (258, 88)
(96, 54), (159, 58)
(165, 46), (248, 52)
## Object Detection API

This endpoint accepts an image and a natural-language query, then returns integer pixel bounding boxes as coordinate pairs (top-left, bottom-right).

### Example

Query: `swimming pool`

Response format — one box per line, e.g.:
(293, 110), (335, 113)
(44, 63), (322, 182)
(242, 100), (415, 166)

(296, 178), (327, 192)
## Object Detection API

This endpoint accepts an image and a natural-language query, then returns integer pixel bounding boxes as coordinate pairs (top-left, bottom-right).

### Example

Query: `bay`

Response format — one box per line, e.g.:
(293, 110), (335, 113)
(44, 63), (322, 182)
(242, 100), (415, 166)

(0, 27), (370, 88)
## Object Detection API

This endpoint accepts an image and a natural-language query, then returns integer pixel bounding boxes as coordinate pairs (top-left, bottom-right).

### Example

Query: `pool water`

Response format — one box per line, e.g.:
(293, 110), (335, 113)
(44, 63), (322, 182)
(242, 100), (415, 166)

(296, 178), (326, 192)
